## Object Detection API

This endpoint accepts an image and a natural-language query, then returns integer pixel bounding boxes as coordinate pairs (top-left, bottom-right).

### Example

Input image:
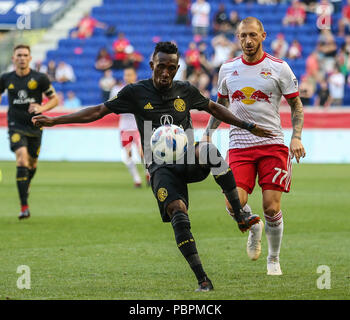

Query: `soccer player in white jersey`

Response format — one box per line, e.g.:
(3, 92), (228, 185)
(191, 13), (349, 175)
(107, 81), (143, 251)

(203, 17), (306, 275)
(110, 67), (150, 187)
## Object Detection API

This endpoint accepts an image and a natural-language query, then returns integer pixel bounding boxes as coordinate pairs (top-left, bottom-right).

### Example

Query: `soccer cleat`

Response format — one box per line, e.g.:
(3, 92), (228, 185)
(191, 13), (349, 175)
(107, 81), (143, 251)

(18, 209), (30, 220)
(247, 220), (264, 261)
(195, 277), (214, 292)
(236, 210), (261, 233)
(226, 207), (261, 233)
(267, 258), (283, 275)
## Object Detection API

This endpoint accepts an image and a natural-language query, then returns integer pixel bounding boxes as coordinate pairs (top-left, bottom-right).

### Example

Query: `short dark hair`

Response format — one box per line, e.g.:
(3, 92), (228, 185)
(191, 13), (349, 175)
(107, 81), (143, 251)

(13, 44), (31, 53)
(152, 41), (179, 60)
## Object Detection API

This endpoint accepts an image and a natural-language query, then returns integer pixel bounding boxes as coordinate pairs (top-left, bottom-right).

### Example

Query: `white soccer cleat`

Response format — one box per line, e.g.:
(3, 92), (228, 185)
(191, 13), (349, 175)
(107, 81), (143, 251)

(247, 220), (263, 261)
(267, 258), (283, 276)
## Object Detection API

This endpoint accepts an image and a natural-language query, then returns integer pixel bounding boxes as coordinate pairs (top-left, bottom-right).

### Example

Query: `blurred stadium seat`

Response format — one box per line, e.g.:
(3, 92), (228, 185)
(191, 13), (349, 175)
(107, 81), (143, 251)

(6, 0), (341, 106)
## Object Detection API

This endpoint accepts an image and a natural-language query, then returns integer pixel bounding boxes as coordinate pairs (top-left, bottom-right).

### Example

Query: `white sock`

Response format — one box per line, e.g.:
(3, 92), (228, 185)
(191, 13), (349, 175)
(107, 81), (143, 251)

(242, 204), (252, 214)
(264, 211), (283, 262)
(125, 158), (141, 184)
(226, 204), (252, 218)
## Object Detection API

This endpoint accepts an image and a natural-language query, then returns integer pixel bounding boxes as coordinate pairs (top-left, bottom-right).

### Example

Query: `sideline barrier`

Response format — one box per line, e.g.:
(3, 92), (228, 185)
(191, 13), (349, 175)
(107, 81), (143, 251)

(1, 109), (350, 163)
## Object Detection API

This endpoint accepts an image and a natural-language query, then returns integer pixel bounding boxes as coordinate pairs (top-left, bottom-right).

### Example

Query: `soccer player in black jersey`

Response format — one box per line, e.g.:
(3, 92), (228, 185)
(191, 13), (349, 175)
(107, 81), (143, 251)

(0, 45), (58, 219)
(33, 42), (274, 292)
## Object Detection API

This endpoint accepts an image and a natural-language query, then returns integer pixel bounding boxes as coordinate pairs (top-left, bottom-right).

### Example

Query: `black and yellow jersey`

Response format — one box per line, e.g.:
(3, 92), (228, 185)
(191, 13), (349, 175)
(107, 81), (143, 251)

(0, 69), (55, 136)
(104, 79), (210, 173)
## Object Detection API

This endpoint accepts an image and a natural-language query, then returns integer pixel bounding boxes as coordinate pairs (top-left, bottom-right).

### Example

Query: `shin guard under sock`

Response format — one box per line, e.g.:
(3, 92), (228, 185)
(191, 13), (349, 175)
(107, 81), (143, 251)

(28, 168), (36, 184)
(171, 211), (206, 281)
(16, 166), (30, 207)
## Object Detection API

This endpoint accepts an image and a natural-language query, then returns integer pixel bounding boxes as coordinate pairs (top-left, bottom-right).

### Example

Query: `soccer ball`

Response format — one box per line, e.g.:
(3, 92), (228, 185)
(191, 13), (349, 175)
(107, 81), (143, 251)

(150, 124), (188, 163)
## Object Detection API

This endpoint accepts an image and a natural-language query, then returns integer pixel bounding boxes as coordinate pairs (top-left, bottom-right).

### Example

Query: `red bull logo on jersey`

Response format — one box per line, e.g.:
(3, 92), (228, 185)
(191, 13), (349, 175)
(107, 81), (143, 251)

(231, 87), (271, 105)
(260, 68), (272, 79)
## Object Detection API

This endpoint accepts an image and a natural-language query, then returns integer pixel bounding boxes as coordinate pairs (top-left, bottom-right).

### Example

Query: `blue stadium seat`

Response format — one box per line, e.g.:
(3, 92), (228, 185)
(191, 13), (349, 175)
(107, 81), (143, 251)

(42, 0), (344, 105)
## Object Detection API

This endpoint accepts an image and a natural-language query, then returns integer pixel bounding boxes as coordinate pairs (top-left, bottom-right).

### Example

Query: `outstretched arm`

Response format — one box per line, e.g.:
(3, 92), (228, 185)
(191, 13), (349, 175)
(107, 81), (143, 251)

(203, 99), (275, 138)
(32, 104), (111, 127)
(203, 96), (228, 139)
(286, 95), (306, 163)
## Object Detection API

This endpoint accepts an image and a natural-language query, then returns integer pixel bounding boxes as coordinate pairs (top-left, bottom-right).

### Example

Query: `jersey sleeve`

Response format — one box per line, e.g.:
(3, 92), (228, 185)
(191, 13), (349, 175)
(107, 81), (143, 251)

(217, 65), (229, 99)
(104, 84), (136, 114)
(279, 62), (299, 99)
(187, 83), (210, 110)
(40, 73), (56, 97)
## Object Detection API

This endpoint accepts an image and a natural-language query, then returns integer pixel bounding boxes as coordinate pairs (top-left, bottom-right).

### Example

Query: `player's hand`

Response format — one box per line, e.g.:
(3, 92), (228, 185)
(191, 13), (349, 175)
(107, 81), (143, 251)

(28, 103), (42, 114)
(32, 115), (56, 128)
(250, 124), (276, 138)
(290, 138), (306, 163)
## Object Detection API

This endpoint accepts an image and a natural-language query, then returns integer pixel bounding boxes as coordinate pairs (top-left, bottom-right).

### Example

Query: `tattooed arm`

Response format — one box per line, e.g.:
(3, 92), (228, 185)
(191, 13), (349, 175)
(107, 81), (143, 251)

(286, 95), (306, 163)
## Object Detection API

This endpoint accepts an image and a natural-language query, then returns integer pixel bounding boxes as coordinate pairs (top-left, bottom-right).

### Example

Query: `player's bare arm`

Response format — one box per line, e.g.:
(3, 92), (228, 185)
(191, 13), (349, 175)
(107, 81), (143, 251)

(32, 104), (111, 127)
(202, 96), (229, 141)
(287, 95), (306, 163)
(205, 100), (275, 138)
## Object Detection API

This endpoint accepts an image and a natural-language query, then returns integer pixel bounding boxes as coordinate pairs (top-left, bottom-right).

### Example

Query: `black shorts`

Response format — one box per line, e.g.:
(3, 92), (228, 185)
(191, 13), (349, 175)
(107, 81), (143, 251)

(150, 164), (210, 222)
(9, 130), (42, 159)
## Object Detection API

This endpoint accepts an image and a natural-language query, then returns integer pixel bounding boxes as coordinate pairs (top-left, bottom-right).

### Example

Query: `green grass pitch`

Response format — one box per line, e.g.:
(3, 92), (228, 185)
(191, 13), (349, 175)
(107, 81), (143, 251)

(0, 161), (349, 300)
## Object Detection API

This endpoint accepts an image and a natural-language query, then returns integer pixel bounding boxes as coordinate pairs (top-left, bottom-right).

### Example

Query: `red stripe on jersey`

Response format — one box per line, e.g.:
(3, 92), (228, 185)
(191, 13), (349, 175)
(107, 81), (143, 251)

(223, 56), (241, 64)
(218, 92), (229, 99)
(284, 92), (299, 99)
(266, 53), (283, 63)
(241, 52), (267, 65)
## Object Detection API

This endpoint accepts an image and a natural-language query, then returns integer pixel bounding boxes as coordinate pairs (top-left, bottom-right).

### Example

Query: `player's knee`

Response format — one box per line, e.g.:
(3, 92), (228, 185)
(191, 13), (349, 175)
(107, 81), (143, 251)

(15, 147), (29, 167)
(28, 158), (38, 170)
(16, 156), (29, 167)
(263, 202), (281, 217)
(166, 199), (187, 219)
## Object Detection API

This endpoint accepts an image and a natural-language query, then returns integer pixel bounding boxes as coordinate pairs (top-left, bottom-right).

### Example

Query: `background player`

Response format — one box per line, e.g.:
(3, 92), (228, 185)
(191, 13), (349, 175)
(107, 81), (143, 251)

(0, 44), (58, 219)
(110, 67), (150, 187)
(203, 17), (306, 275)
(32, 42), (273, 291)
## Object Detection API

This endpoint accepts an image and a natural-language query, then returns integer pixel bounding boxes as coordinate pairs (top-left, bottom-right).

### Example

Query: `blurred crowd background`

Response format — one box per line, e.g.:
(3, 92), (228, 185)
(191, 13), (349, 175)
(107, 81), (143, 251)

(0, 0), (349, 108)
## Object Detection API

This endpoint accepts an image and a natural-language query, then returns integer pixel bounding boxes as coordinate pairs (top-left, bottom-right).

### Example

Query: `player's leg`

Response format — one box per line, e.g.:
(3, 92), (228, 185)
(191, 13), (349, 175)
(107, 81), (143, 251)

(27, 155), (38, 196)
(121, 131), (142, 187)
(26, 134), (42, 196)
(166, 200), (213, 292)
(225, 187), (264, 261)
(9, 131), (31, 219)
(151, 166), (213, 291)
(14, 147), (31, 219)
(196, 142), (260, 232)
(136, 132), (150, 186)
(125, 145), (142, 187)
(257, 144), (292, 275)
(227, 147), (264, 259)
(262, 190), (283, 275)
